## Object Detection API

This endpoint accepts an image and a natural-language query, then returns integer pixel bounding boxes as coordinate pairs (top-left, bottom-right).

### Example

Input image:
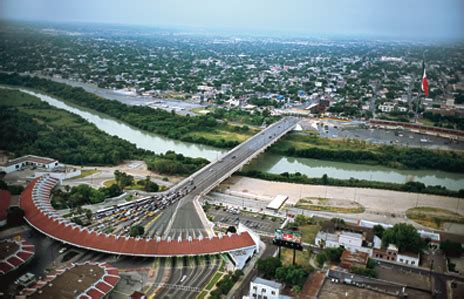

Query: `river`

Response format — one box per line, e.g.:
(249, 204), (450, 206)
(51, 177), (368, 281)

(17, 88), (464, 191)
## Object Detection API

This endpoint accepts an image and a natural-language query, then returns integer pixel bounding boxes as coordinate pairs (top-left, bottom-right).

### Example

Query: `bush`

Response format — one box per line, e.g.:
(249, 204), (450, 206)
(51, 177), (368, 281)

(350, 266), (377, 278)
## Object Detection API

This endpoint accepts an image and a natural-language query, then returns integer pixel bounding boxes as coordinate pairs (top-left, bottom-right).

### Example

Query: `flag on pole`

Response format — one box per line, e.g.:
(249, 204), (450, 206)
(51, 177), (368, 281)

(421, 61), (429, 97)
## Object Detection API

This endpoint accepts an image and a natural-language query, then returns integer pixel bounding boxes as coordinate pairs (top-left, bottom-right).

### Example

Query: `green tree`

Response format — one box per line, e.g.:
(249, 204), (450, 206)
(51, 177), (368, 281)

(382, 223), (425, 254)
(114, 170), (134, 188)
(275, 265), (308, 288)
(129, 225), (145, 237)
(257, 257), (282, 279)
(373, 224), (385, 238)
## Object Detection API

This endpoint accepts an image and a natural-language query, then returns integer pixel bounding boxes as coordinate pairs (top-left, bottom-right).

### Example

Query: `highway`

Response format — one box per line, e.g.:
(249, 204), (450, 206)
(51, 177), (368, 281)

(146, 116), (299, 239)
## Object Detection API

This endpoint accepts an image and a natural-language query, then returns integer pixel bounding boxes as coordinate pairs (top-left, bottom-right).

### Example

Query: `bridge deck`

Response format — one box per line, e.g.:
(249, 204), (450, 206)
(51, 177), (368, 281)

(148, 117), (299, 238)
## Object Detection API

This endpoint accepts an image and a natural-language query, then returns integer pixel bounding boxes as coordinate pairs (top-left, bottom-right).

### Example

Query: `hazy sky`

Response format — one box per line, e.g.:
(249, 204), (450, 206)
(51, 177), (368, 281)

(1, 0), (463, 40)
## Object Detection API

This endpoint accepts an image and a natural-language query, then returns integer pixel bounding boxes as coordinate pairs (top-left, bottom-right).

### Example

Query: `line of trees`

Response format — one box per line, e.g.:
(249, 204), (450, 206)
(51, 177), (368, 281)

(51, 184), (123, 210)
(0, 88), (207, 176)
(0, 73), (240, 149)
(272, 137), (464, 173)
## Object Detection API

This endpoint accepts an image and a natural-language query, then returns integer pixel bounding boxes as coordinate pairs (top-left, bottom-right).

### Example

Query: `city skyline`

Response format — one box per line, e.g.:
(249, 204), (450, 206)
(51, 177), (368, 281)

(1, 0), (463, 41)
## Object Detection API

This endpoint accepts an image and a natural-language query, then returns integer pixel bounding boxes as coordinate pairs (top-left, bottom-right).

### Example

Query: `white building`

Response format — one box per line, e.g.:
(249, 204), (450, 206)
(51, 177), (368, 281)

(378, 102), (396, 113)
(315, 231), (339, 248)
(338, 231), (373, 256)
(396, 252), (420, 266)
(244, 277), (292, 299)
(0, 155), (59, 174)
(338, 232), (363, 250)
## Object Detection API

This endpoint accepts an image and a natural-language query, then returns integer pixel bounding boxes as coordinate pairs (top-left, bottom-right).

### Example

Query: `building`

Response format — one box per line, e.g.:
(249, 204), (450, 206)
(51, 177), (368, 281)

(266, 195), (288, 211)
(244, 277), (292, 299)
(338, 232), (363, 251)
(315, 231), (340, 249)
(0, 239), (35, 275)
(18, 262), (120, 298)
(397, 252), (420, 266)
(340, 250), (369, 269)
(0, 190), (11, 227)
(378, 102), (396, 113)
(0, 155), (59, 174)
(314, 221), (420, 267)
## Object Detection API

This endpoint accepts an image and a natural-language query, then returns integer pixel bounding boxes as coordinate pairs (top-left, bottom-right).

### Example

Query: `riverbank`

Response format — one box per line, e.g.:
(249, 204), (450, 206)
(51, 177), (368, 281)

(220, 176), (464, 221)
(2, 73), (464, 174)
(3, 84), (463, 190)
(0, 88), (207, 176)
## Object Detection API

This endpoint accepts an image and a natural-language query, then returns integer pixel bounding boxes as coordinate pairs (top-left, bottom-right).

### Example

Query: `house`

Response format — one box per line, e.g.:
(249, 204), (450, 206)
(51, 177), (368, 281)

(397, 252), (420, 266)
(0, 155), (59, 174)
(315, 221), (420, 267)
(378, 102), (396, 113)
(340, 250), (369, 269)
(244, 277), (292, 299)
(315, 231), (339, 248)
(373, 244), (399, 262)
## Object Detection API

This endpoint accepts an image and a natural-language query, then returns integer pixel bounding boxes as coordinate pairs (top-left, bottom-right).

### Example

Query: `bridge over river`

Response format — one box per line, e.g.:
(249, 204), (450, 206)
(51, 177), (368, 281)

(147, 116), (299, 239)
(20, 117), (299, 257)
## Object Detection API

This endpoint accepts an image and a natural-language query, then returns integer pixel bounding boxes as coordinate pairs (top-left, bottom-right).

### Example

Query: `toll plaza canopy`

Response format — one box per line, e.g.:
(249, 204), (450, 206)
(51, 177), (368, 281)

(20, 176), (257, 257)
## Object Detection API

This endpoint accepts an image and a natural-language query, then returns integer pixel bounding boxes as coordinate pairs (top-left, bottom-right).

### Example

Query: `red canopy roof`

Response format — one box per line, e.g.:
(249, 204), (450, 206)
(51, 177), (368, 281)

(21, 177), (257, 257)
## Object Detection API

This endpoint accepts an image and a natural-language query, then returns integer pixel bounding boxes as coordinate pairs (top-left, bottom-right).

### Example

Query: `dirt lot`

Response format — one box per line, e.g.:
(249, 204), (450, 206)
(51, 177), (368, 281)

(319, 279), (397, 299)
(376, 264), (432, 290)
(223, 176), (463, 220)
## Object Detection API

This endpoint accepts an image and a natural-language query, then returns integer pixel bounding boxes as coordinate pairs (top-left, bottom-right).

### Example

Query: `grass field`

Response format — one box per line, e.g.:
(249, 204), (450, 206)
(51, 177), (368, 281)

(295, 198), (365, 214)
(205, 271), (223, 290)
(298, 223), (322, 244)
(280, 247), (311, 267)
(103, 179), (117, 187)
(406, 206), (464, 229)
(196, 290), (208, 299)
(186, 128), (255, 144)
(69, 169), (99, 180)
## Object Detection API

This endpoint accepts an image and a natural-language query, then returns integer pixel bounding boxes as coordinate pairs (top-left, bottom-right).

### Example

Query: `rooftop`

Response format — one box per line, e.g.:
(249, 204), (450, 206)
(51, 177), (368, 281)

(23, 263), (119, 299)
(30, 264), (105, 299)
(253, 277), (282, 290)
(1, 155), (57, 167)
(0, 240), (19, 260)
(340, 250), (369, 265)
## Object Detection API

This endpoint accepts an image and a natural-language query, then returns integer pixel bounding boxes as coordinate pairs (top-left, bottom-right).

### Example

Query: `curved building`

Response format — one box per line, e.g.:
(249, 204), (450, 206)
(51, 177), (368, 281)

(20, 175), (258, 257)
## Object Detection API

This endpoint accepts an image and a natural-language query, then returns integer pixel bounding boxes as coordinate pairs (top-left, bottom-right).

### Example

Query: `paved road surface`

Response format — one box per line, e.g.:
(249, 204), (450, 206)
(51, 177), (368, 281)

(147, 117), (299, 239)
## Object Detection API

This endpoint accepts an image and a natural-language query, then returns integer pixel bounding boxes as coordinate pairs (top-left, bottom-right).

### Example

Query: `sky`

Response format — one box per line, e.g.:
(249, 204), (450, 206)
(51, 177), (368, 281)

(1, 0), (463, 40)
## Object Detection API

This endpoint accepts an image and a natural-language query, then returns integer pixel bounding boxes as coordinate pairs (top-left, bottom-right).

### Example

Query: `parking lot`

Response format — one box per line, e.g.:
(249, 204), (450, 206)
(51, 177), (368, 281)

(206, 207), (283, 235)
(376, 263), (432, 291)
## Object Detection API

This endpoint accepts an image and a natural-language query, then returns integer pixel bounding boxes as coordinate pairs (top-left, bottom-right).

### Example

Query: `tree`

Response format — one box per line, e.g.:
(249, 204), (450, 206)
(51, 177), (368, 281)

(440, 240), (463, 257)
(104, 184), (123, 198)
(129, 225), (145, 237)
(275, 265), (308, 288)
(226, 226), (237, 233)
(141, 176), (159, 192)
(114, 170), (134, 188)
(257, 257), (282, 279)
(382, 223), (425, 254)
(373, 224), (385, 238)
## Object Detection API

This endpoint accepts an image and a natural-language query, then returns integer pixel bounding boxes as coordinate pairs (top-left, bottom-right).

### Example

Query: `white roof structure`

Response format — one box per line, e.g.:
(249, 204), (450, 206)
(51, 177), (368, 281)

(266, 195), (288, 211)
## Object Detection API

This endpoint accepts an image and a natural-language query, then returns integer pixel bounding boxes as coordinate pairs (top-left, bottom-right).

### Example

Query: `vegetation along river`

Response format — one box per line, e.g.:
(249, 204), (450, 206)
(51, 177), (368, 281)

(21, 88), (464, 191)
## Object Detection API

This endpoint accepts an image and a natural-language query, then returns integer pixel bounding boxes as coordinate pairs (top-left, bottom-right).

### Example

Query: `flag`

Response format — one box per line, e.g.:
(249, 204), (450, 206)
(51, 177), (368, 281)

(421, 61), (429, 97)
